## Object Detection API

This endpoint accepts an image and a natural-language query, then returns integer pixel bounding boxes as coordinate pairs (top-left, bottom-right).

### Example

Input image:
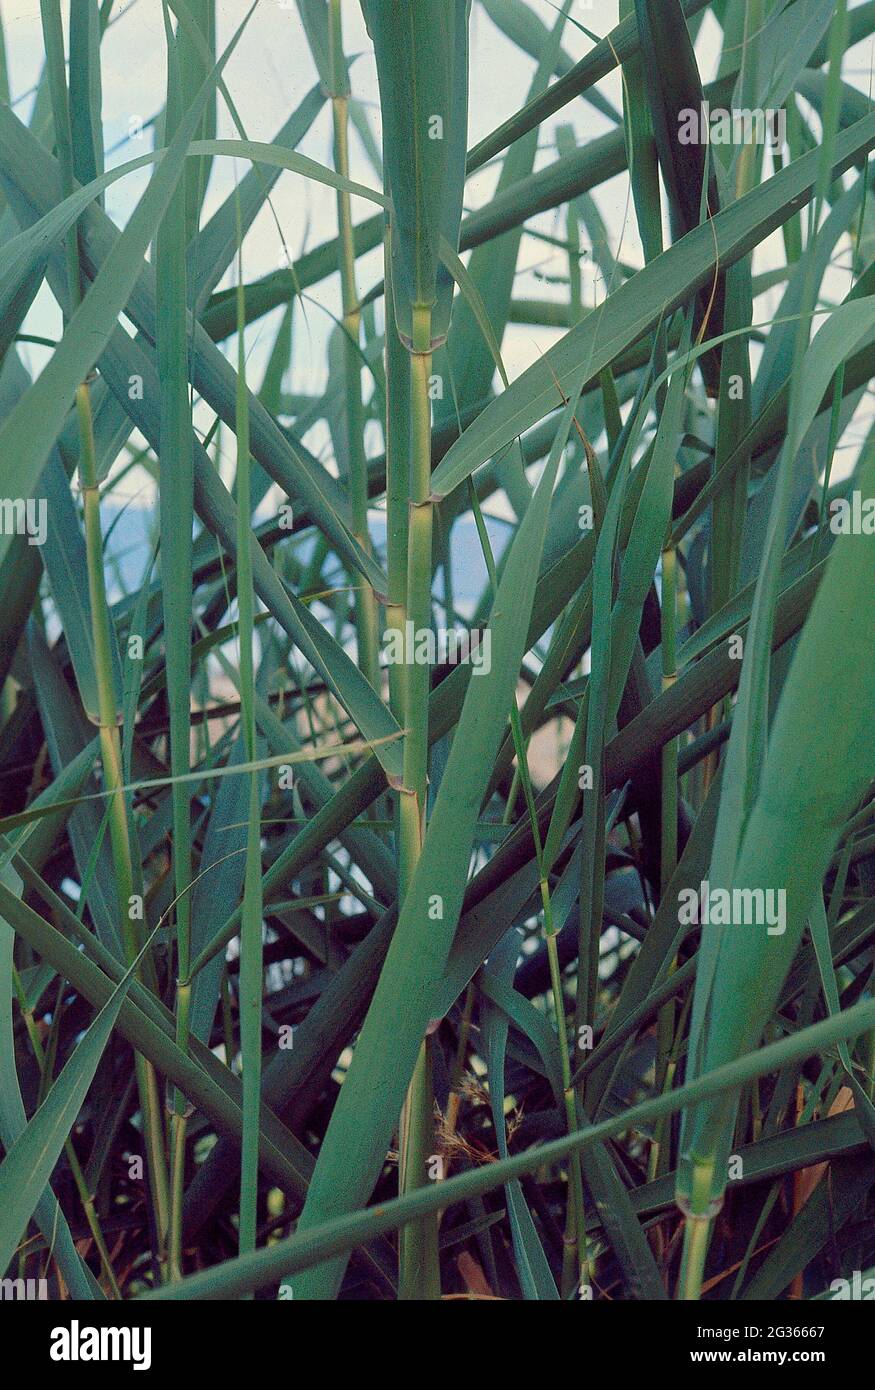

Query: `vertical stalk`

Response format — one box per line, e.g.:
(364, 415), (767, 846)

(77, 383), (169, 1248)
(678, 1159), (717, 1301)
(678, 0), (850, 1234)
(167, 1054), (188, 1280)
(733, 0), (763, 202)
(383, 225), (410, 728)
(402, 324), (434, 822)
(397, 1032), (440, 1298)
(680, 1215), (713, 1301)
(234, 203), (264, 1263)
(329, 0), (379, 690)
(542, 880), (590, 1296)
(39, 0), (81, 309)
(397, 306), (440, 1300)
(660, 542), (678, 893)
(651, 539), (679, 1182)
(157, 4), (195, 1281)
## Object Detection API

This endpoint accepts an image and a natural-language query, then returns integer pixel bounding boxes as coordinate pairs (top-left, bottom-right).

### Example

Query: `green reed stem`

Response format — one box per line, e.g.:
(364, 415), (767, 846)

(77, 381), (169, 1254)
(652, 539), (679, 1181)
(397, 305), (441, 1300)
(678, 1157), (717, 1300)
(384, 224), (411, 726)
(157, 4), (195, 1281)
(330, 0), (379, 691)
(234, 205), (264, 1263)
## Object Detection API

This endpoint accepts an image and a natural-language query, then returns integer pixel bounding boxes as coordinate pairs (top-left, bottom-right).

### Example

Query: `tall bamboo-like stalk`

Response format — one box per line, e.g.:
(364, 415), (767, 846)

(649, 536), (678, 1185)
(77, 381), (170, 1249)
(383, 228), (411, 731)
(383, 223), (438, 1294)
(396, 308), (439, 1299)
(328, 0), (380, 690)
(234, 212), (264, 1262)
(363, 0), (471, 1299)
(156, 3), (195, 1281)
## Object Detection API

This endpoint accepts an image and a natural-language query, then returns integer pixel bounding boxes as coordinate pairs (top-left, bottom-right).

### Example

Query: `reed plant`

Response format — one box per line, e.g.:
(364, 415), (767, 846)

(1, 0), (875, 1304)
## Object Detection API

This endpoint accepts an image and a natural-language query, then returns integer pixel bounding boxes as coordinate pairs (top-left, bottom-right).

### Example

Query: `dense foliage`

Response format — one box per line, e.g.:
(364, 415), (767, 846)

(1, 0), (875, 1303)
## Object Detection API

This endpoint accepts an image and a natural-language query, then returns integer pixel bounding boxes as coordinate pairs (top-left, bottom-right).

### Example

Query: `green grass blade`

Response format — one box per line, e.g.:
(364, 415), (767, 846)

(429, 114), (875, 500)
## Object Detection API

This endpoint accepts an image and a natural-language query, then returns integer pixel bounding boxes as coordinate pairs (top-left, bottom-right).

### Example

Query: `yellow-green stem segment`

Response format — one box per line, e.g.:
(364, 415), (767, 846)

(397, 312), (441, 1300)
